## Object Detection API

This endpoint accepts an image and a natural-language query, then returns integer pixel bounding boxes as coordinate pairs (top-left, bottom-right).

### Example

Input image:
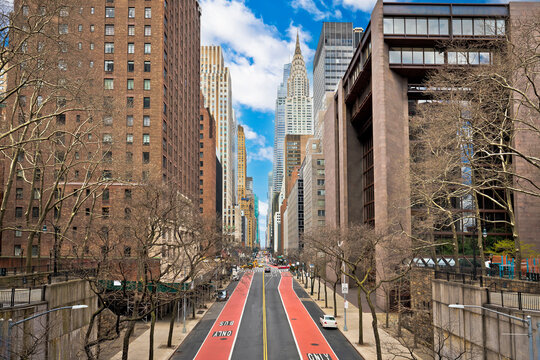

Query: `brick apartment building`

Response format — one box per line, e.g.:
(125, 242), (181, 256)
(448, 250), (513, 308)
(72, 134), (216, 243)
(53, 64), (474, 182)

(199, 94), (217, 219)
(2, 0), (201, 261)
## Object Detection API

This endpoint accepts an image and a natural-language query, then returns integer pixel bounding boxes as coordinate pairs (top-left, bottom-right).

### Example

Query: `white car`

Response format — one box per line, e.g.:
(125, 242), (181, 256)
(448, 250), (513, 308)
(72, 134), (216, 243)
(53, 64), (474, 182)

(319, 315), (337, 329)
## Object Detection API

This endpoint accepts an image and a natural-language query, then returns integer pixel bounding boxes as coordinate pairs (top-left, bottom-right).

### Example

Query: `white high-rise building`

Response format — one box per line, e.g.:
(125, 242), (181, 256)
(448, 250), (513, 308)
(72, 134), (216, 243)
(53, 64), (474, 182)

(285, 34), (313, 135)
(200, 46), (237, 236)
(272, 63), (291, 194)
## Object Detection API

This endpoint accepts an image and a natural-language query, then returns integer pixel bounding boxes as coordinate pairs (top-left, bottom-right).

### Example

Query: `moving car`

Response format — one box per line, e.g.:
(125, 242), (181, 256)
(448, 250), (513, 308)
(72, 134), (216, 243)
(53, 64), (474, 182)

(319, 315), (337, 329)
(216, 290), (228, 301)
(264, 267), (271, 273)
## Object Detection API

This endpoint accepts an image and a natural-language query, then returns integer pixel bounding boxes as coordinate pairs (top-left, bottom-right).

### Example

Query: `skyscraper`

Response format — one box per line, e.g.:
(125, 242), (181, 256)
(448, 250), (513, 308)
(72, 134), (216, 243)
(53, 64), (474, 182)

(272, 63), (291, 194)
(200, 46), (236, 235)
(313, 22), (355, 119)
(285, 34), (313, 136)
(237, 125), (246, 198)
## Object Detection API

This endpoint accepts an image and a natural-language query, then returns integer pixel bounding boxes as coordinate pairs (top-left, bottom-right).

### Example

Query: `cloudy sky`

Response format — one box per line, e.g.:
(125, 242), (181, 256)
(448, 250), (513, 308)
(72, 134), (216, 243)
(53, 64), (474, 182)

(200, 0), (515, 246)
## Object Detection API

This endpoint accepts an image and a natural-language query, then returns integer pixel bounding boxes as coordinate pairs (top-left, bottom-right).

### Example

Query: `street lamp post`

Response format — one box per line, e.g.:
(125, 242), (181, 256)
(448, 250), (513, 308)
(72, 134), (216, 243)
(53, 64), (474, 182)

(448, 304), (535, 360)
(1, 305), (87, 359)
(42, 224), (59, 275)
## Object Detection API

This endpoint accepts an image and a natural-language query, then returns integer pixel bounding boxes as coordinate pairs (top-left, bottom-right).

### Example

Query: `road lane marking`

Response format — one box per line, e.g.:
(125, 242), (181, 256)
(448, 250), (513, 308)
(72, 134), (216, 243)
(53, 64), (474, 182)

(193, 272), (253, 360)
(263, 271), (268, 360)
(278, 273), (303, 360)
(279, 273), (339, 360)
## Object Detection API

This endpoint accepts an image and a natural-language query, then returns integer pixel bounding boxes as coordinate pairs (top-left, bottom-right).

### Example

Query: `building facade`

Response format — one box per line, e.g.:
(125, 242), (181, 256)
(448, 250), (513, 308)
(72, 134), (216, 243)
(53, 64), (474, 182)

(302, 138), (326, 234)
(285, 34), (313, 136)
(199, 95), (217, 219)
(200, 46), (237, 237)
(272, 63), (291, 194)
(313, 22), (355, 119)
(4, 0), (201, 258)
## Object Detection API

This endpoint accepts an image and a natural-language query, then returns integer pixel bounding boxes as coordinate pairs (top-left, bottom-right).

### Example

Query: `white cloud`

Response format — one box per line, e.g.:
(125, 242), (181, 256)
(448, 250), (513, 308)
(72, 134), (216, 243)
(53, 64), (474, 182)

(290, 0), (334, 20)
(337, 0), (377, 12)
(249, 146), (273, 162)
(241, 124), (266, 147)
(259, 200), (269, 217)
(200, 0), (315, 112)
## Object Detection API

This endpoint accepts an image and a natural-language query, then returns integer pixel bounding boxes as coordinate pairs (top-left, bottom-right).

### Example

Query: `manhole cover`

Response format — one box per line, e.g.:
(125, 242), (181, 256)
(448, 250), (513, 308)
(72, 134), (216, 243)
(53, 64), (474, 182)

(291, 318), (297, 320)
(220, 338), (227, 340)
(197, 310), (205, 314)
(311, 343), (319, 346)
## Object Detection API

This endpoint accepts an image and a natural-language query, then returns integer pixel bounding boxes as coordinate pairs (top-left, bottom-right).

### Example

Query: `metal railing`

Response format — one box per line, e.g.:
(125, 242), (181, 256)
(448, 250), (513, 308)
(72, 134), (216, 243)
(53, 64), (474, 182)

(0, 287), (45, 308)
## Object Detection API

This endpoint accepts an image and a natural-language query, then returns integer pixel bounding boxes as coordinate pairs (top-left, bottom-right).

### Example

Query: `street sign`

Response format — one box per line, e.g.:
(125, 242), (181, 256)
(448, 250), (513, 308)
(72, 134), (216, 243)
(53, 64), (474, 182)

(344, 300), (348, 309)
(342, 283), (348, 294)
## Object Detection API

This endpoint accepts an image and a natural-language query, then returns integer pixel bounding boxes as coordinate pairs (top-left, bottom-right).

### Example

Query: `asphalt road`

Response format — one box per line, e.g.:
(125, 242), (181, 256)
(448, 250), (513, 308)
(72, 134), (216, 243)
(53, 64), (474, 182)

(172, 268), (363, 360)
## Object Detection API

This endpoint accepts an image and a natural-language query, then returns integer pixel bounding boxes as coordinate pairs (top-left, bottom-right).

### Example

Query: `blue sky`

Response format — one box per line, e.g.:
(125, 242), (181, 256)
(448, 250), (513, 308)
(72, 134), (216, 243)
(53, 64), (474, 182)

(199, 0), (514, 246)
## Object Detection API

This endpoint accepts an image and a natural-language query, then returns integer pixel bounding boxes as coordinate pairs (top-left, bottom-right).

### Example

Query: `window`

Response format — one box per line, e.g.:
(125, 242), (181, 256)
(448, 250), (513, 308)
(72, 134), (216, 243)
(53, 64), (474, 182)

(128, 7), (135, 18)
(128, 43), (134, 54)
(143, 134), (150, 145)
(145, 25), (151, 36)
(105, 42), (114, 53)
(144, 61), (151, 72)
(104, 60), (114, 72)
(90, 25), (95, 32)
(125, 189), (132, 199)
(15, 207), (23, 217)
(15, 188), (23, 199)
(317, 189), (326, 196)
(145, 7), (151, 18)
(90, 61), (94, 68)
(14, 245), (22, 256)
(317, 179), (325, 186)
(143, 79), (151, 90)
(126, 152), (133, 163)
(78, 24), (83, 32)
(105, 24), (114, 35)
(32, 188), (40, 199)
(102, 207), (110, 218)
(127, 79), (134, 90)
(143, 116), (150, 127)
(143, 97), (150, 108)
(105, 7), (115, 18)
(15, 226), (22, 237)
(58, 24), (68, 34)
(22, 5), (29, 16)
(128, 25), (135, 36)
(126, 134), (133, 144)
(103, 189), (110, 201)
(143, 152), (150, 163)
(318, 210), (326, 216)
(104, 79), (114, 90)
(127, 61), (134, 72)
(144, 43), (151, 54)
(32, 206), (39, 218)
(102, 170), (112, 180)
(126, 115), (133, 126)
(316, 159), (325, 166)
(127, 97), (134, 108)
(91, 7), (95, 14)
(103, 133), (113, 144)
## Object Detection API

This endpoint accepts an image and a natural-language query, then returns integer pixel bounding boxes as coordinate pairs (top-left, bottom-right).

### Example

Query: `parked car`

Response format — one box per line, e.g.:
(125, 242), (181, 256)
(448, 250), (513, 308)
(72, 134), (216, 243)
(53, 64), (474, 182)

(319, 315), (337, 329)
(264, 267), (271, 273)
(216, 290), (228, 301)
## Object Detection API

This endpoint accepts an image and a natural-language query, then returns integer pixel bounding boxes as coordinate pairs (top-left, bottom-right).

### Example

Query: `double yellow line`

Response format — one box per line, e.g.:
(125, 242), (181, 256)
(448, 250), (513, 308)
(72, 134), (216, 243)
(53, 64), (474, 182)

(262, 271), (268, 360)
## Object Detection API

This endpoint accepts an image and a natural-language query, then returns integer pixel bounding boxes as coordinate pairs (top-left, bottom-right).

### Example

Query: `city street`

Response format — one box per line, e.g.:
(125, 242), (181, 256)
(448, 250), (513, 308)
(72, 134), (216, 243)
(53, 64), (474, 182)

(172, 268), (361, 360)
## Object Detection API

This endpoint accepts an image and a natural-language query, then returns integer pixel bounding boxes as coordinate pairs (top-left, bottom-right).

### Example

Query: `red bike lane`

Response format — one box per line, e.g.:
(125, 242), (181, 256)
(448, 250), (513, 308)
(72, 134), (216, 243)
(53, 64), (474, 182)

(194, 272), (254, 360)
(279, 273), (339, 360)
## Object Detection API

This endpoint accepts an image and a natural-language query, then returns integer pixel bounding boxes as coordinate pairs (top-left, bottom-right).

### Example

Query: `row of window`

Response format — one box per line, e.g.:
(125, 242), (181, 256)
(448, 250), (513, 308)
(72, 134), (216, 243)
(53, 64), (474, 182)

(383, 17), (505, 37)
(105, 24), (152, 36)
(104, 78), (151, 90)
(105, 6), (151, 19)
(105, 43), (151, 54)
(389, 48), (492, 66)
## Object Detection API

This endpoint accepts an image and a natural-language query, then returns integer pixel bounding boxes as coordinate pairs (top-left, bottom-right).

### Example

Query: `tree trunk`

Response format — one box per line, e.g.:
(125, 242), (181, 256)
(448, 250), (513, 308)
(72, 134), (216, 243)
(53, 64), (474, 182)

(333, 282), (338, 317)
(365, 289), (382, 360)
(149, 308), (156, 360)
(324, 278), (328, 308)
(385, 292), (390, 328)
(317, 275), (321, 301)
(192, 294), (196, 319)
(357, 286), (363, 345)
(122, 321), (136, 360)
(167, 299), (178, 347)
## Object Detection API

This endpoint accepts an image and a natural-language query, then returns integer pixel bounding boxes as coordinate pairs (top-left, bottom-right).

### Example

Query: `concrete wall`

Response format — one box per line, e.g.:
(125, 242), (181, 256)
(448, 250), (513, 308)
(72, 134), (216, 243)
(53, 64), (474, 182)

(432, 279), (540, 360)
(0, 279), (97, 359)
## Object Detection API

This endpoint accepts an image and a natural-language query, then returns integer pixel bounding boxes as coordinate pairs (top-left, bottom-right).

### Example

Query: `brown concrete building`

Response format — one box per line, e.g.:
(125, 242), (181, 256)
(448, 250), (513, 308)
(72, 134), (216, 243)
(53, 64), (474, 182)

(324, 0), (540, 307)
(284, 134), (309, 196)
(3, 0), (201, 260)
(199, 94), (217, 219)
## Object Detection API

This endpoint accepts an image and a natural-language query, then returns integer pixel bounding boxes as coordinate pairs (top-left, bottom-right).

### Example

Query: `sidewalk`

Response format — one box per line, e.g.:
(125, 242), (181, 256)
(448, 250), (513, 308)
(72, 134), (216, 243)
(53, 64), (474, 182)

(107, 299), (214, 360)
(298, 276), (421, 360)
